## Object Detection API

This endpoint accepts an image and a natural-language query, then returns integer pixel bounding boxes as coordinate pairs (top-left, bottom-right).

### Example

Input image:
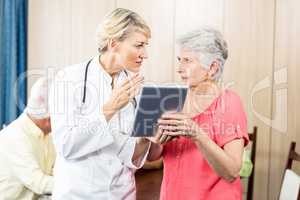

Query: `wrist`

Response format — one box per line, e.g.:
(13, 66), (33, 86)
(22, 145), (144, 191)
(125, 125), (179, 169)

(192, 129), (210, 144)
(137, 137), (150, 145)
(102, 102), (117, 121)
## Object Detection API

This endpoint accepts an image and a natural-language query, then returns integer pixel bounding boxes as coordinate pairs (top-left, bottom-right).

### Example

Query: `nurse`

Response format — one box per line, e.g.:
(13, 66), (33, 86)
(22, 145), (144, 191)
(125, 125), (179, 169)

(49, 8), (152, 199)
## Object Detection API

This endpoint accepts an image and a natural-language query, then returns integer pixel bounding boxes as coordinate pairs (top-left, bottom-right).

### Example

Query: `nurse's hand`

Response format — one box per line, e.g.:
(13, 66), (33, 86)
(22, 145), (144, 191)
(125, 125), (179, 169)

(144, 125), (176, 161)
(103, 74), (144, 121)
(146, 125), (177, 145)
(133, 126), (174, 163)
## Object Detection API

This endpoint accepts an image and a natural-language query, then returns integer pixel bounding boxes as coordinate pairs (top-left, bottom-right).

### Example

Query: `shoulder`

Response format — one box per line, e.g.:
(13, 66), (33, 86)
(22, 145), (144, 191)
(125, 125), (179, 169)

(54, 61), (88, 83)
(223, 89), (242, 103)
(49, 60), (91, 98)
(219, 89), (245, 110)
(0, 119), (24, 139)
(0, 120), (30, 153)
(212, 89), (246, 119)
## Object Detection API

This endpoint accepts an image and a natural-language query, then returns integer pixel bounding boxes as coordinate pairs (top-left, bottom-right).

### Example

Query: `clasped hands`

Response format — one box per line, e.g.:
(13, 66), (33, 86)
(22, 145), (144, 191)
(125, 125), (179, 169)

(147, 112), (203, 145)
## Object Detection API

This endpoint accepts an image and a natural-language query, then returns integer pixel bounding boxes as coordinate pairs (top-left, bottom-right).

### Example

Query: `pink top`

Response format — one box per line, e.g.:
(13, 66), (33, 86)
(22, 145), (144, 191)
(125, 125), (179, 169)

(160, 90), (249, 200)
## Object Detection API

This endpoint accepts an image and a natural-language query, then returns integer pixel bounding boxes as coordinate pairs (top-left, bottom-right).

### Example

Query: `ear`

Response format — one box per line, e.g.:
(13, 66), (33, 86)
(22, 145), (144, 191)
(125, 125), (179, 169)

(107, 38), (119, 51)
(208, 61), (220, 79)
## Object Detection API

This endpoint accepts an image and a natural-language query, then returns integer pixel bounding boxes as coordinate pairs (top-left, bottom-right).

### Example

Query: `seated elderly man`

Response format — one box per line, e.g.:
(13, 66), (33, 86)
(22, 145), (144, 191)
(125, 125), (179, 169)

(0, 77), (56, 199)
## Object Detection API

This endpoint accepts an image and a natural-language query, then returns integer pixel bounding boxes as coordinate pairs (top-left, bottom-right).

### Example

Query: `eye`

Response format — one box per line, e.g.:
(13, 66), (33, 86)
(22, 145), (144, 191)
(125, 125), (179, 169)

(135, 43), (144, 48)
(183, 58), (191, 63)
(178, 57), (192, 64)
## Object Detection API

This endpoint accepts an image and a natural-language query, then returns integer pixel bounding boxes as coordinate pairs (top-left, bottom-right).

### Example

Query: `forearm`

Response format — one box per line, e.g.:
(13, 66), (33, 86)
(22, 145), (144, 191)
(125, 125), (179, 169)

(193, 134), (241, 182)
(132, 138), (151, 162)
(30, 174), (54, 195)
(51, 114), (114, 160)
(102, 102), (117, 122)
(147, 143), (163, 161)
(11, 158), (54, 194)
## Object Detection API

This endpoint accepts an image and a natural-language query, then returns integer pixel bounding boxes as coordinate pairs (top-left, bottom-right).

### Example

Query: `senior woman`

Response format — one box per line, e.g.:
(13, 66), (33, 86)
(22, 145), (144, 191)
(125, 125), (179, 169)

(49, 8), (152, 199)
(148, 27), (249, 200)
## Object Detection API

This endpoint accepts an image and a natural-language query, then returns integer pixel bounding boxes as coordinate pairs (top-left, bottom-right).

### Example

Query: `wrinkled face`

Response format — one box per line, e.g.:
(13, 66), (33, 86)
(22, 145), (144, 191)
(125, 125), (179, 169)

(114, 31), (149, 73)
(177, 48), (210, 87)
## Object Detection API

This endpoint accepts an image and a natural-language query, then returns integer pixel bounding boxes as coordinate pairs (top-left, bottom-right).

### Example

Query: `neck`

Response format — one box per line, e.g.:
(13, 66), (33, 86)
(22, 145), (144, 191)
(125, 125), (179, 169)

(28, 115), (48, 136)
(190, 80), (221, 97)
(99, 53), (122, 77)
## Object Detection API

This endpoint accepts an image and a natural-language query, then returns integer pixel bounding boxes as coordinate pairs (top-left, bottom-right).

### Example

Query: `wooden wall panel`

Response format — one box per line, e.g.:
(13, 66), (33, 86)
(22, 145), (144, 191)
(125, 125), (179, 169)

(269, 0), (300, 199)
(116, 0), (175, 83)
(223, 0), (275, 199)
(70, 0), (115, 64)
(28, 0), (72, 91)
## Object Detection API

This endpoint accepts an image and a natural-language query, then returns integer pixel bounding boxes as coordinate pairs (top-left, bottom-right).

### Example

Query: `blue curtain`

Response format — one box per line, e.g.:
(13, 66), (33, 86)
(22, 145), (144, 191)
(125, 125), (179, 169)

(0, 0), (27, 128)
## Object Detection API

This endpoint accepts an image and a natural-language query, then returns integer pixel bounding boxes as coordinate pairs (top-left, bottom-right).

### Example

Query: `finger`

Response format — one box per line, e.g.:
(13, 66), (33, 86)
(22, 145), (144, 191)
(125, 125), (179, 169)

(120, 79), (142, 92)
(125, 74), (144, 87)
(118, 81), (142, 101)
(160, 125), (178, 131)
(164, 135), (174, 143)
(128, 82), (143, 98)
(120, 75), (144, 90)
(158, 119), (184, 126)
(123, 79), (144, 98)
(132, 85), (142, 97)
(118, 91), (131, 101)
(154, 126), (164, 138)
(120, 73), (139, 87)
(128, 75), (144, 88)
(160, 111), (178, 117)
(161, 113), (187, 120)
(161, 125), (190, 133)
(163, 131), (189, 137)
(159, 134), (168, 143)
(146, 126), (164, 144)
(162, 131), (182, 136)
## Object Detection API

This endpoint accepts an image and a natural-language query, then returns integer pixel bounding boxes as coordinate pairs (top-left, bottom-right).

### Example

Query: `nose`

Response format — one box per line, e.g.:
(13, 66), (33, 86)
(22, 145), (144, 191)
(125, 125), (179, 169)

(140, 48), (148, 59)
(177, 63), (185, 73)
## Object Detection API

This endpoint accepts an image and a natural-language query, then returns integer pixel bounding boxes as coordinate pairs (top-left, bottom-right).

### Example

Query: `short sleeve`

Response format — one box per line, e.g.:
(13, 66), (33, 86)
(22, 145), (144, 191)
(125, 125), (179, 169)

(213, 91), (249, 148)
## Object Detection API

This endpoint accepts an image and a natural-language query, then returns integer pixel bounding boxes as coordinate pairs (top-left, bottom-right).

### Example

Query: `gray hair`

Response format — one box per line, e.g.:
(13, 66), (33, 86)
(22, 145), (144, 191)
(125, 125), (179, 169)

(177, 27), (228, 81)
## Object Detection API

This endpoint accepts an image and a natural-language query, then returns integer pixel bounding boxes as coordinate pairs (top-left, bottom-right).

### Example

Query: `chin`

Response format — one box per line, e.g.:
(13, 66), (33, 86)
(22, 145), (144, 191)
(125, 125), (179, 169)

(126, 64), (141, 73)
(181, 79), (193, 87)
(181, 78), (189, 83)
(126, 68), (139, 74)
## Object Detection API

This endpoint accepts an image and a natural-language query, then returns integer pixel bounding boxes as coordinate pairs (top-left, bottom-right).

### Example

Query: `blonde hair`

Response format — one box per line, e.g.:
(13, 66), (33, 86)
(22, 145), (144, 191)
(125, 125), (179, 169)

(96, 8), (151, 53)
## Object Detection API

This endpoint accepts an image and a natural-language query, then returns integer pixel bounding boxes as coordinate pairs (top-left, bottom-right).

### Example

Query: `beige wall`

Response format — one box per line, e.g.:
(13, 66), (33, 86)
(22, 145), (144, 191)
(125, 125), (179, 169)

(28, 0), (300, 199)
(269, 0), (300, 200)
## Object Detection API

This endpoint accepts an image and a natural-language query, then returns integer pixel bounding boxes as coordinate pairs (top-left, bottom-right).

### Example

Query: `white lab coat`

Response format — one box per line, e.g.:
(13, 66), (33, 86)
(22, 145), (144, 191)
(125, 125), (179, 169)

(49, 56), (150, 200)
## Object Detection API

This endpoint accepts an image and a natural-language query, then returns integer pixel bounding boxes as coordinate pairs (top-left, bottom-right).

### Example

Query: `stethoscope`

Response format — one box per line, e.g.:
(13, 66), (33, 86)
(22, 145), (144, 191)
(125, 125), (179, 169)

(82, 58), (137, 135)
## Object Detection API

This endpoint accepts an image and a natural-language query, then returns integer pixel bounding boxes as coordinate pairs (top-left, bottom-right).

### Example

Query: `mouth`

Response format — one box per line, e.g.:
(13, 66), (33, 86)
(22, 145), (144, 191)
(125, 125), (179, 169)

(136, 61), (143, 65)
(181, 76), (188, 80)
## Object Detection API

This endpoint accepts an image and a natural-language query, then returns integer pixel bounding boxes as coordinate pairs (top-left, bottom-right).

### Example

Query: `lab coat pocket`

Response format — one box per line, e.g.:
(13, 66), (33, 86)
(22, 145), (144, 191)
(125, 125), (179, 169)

(90, 152), (113, 190)
(72, 158), (95, 189)
(53, 157), (95, 195)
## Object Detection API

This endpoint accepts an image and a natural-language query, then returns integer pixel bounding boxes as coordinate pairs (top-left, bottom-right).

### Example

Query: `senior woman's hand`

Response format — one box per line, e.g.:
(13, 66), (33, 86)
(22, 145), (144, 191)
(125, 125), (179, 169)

(158, 112), (204, 140)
